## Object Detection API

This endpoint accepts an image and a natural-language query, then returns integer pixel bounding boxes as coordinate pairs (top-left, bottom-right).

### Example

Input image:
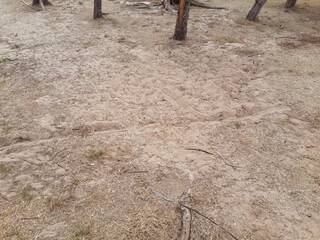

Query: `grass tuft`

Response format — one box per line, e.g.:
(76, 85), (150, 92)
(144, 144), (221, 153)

(74, 224), (92, 238)
(88, 149), (106, 160)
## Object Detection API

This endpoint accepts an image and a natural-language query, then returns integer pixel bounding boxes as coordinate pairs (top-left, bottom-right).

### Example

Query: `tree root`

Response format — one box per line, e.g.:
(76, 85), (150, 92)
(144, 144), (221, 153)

(190, 0), (227, 9)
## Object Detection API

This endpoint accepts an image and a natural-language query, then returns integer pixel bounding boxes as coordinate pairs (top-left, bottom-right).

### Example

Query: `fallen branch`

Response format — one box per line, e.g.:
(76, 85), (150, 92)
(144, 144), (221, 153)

(180, 189), (192, 240)
(21, 0), (30, 6)
(190, 0), (227, 10)
(186, 148), (242, 170)
(179, 202), (239, 240)
(152, 190), (173, 202)
(0, 193), (11, 202)
(126, 170), (149, 174)
(152, 190), (239, 240)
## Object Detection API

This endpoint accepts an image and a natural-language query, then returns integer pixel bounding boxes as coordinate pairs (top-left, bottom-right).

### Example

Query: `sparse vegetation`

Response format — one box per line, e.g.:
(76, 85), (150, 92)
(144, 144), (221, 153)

(118, 37), (126, 42)
(0, 122), (13, 134)
(88, 149), (106, 160)
(235, 122), (242, 129)
(140, 179), (149, 189)
(14, 44), (20, 49)
(47, 197), (64, 211)
(74, 224), (92, 238)
(0, 164), (12, 173)
(0, 1), (320, 239)
(21, 184), (33, 201)
(0, 58), (12, 63)
(5, 228), (20, 238)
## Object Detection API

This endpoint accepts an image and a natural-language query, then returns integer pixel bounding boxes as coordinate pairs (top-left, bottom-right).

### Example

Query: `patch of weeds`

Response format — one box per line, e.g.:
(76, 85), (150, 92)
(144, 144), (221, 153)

(255, 26), (265, 32)
(5, 228), (20, 238)
(0, 78), (7, 85)
(0, 58), (12, 63)
(0, 122), (13, 134)
(156, 175), (163, 182)
(208, 22), (215, 28)
(193, 19), (200, 23)
(118, 166), (127, 175)
(74, 224), (92, 238)
(153, 29), (161, 33)
(0, 163), (12, 174)
(67, 178), (80, 199)
(140, 179), (149, 189)
(21, 184), (33, 201)
(72, 178), (80, 186)
(79, 130), (89, 137)
(237, 20), (248, 26)
(47, 197), (64, 211)
(88, 149), (106, 160)
(234, 122), (242, 129)
(14, 44), (20, 49)
(118, 37), (126, 42)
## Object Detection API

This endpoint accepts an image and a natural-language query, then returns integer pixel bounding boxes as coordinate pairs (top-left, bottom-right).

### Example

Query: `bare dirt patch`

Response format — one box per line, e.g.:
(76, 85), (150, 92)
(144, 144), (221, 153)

(0, 0), (319, 239)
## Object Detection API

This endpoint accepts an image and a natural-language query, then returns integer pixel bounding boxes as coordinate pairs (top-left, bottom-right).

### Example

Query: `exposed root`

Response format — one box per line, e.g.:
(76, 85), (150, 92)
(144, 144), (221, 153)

(190, 0), (227, 9)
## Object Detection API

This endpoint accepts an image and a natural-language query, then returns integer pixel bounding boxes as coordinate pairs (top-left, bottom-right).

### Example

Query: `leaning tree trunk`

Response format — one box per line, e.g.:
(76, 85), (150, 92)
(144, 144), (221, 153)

(32, 0), (52, 5)
(285, 0), (297, 8)
(246, 0), (267, 21)
(174, 0), (191, 41)
(93, 0), (103, 19)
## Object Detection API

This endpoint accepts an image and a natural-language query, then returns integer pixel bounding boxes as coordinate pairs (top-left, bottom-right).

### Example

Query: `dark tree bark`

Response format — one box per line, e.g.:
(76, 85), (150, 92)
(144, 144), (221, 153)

(246, 0), (267, 21)
(94, 0), (103, 19)
(284, 0), (297, 8)
(32, 0), (52, 5)
(174, 0), (191, 41)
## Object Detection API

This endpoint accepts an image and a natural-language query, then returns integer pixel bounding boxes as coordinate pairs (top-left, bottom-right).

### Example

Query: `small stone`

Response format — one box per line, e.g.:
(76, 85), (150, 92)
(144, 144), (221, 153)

(55, 168), (67, 175)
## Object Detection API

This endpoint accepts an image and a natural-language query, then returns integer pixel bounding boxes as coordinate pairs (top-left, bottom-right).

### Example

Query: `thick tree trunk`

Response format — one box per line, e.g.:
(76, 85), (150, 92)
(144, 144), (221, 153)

(246, 0), (267, 21)
(93, 0), (103, 19)
(284, 0), (297, 8)
(32, 0), (52, 5)
(174, 0), (191, 41)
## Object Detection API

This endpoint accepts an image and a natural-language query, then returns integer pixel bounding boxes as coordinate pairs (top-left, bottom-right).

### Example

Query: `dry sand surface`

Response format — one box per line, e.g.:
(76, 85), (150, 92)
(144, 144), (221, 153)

(0, 0), (320, 239)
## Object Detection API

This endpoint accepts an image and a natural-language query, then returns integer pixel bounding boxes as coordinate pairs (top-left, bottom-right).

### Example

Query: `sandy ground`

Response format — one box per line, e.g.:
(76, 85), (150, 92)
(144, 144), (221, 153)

(0, 0), (319, 239)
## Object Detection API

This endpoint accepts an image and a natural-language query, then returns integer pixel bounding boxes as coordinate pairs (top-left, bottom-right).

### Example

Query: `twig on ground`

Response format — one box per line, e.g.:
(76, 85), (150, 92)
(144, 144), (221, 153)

(21, 0), (30, 6)
(152, 190), (239, 240)
(179, 202), (239, 240)
(186, 148), (242, 170)
(0, 193), (11, 202)
(180, 189), (192, 240)
(152, 190), (173, 202)
(127, 170), (149, 174)
(51, 148), (69, 172)
(20, 217), (39, 220)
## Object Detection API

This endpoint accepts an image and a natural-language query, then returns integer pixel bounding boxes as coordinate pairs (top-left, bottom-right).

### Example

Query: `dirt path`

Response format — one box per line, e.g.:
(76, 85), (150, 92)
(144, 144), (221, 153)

(0, 0), (319, 239)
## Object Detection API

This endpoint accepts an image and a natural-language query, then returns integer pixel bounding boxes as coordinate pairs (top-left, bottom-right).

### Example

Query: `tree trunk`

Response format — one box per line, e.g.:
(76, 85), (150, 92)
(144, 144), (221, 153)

(246, 0), (267, 21)
(32, 0), (52, 5)
(284, 0), (297, 8)
(94, 0), (103, 19)
(174, 0), (191, 41)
